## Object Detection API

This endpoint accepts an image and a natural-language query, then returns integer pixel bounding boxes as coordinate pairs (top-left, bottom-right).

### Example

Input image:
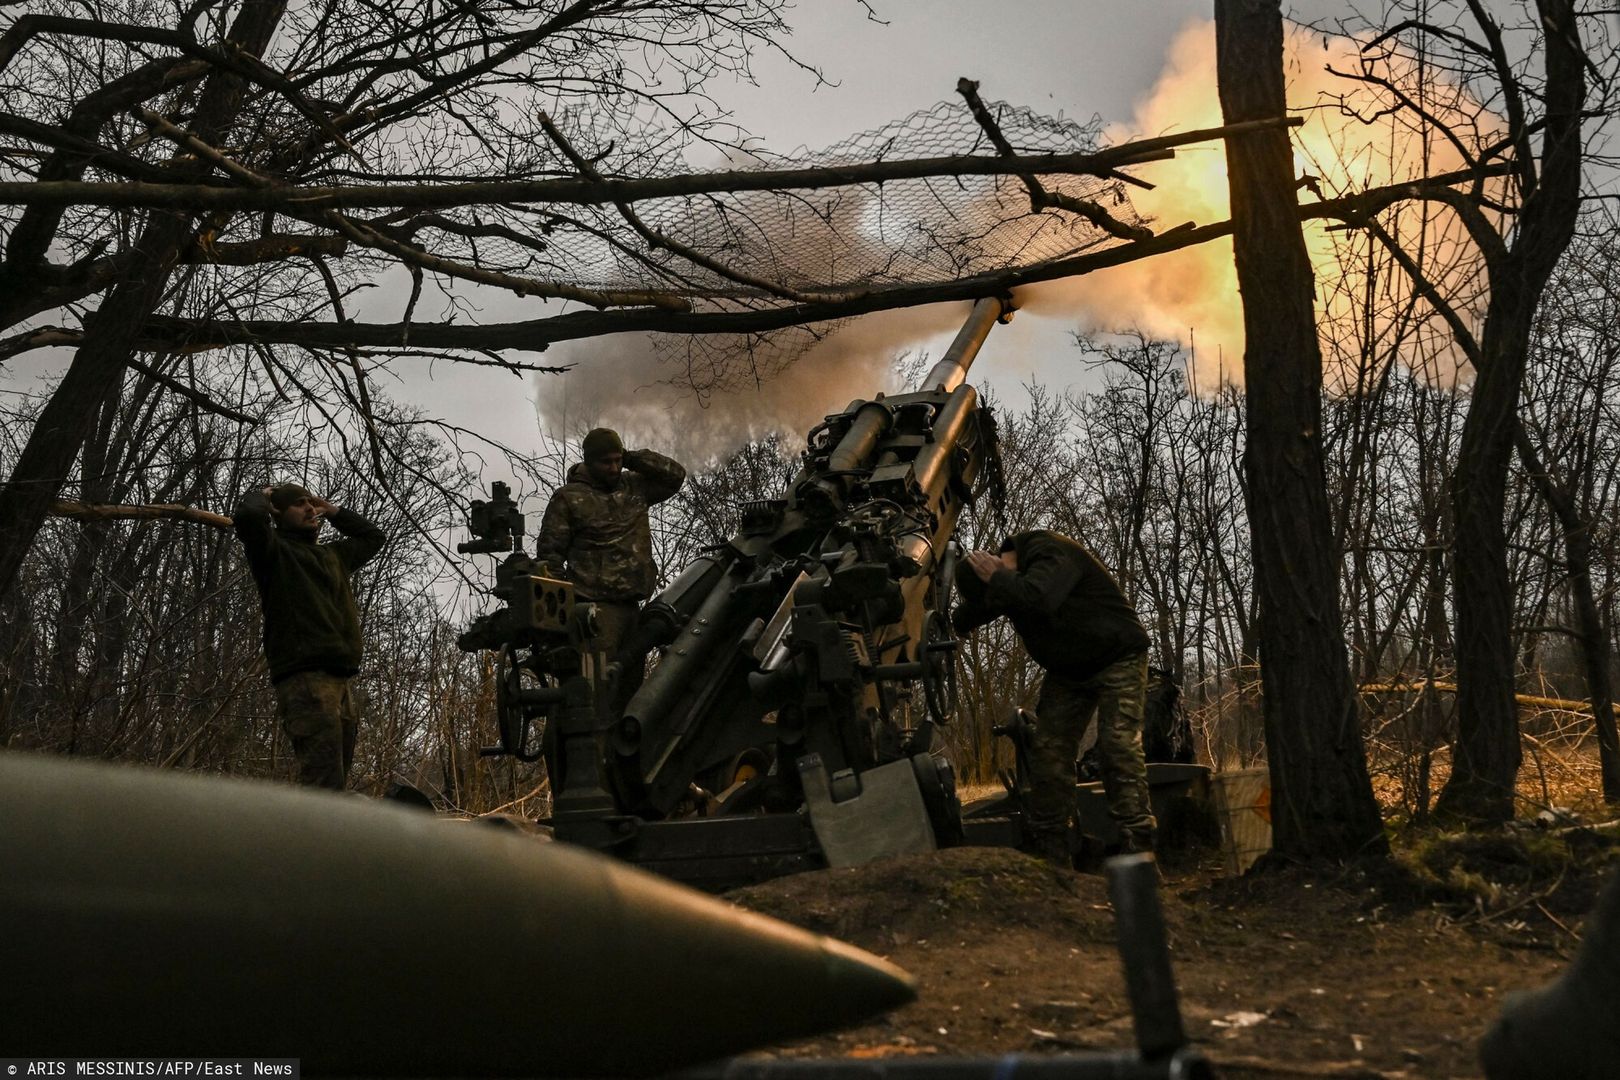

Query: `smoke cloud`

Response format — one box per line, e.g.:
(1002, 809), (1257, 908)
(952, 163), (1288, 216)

(536, 303), (974, 465)
(1014, 22), (1243, 378)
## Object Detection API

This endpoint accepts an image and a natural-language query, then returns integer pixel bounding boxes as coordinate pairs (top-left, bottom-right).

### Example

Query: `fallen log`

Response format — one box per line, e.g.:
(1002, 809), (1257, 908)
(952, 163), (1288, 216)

(1359, 681), (1593, 716)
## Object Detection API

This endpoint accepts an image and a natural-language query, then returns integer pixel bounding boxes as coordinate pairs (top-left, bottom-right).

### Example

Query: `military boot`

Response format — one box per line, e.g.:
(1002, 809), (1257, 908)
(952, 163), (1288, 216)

(1480, 869), (1620, 1079)
(1116, 825), (1155, 855)
(1024, 825), (1074, 869)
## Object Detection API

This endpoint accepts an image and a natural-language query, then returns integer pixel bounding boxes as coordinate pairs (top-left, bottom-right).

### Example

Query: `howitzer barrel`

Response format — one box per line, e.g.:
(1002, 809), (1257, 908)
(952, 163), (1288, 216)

(640, 549), (734, 647)
(622, 563), (742, 764)
(918, 296), (1010, 392)
(910, 383), (979, 500)
(0, 753), (915, 1075)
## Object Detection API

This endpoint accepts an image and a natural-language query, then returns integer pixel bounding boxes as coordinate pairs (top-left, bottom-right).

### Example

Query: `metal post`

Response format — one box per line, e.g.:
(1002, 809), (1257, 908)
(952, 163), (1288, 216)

(1106, 853), (1190, 1061)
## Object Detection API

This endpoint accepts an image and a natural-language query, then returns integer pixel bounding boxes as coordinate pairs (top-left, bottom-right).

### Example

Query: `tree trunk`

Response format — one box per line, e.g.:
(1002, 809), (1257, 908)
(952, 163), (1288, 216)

(1513, 429), (1620, 802)
(51, 388), (122, 697)
(1214, 0), (1387, 859)
(1436, 0), (1586, 825)
(1568, 542), (1620, 804)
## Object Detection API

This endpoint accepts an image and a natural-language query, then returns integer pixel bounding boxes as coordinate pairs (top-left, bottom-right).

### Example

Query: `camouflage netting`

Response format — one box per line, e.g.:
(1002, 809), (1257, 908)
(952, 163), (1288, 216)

(549, 99), (1138, 293)
(475, 99), (1146, 391)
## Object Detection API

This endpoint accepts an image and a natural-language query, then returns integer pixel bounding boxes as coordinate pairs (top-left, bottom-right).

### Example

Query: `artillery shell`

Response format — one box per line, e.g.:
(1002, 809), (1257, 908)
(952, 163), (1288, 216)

(0, 753), (915, 1075)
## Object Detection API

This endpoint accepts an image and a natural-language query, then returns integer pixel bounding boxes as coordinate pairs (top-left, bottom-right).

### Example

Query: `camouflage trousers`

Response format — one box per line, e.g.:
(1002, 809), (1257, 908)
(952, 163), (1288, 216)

(1027, 652), (1156, 853)
(274, 669), (359, 790)
(592, 601), (646, 715)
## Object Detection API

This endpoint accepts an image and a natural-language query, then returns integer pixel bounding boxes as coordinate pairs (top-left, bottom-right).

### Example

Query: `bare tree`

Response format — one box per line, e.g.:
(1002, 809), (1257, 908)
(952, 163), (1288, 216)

(1317, 0), (1613, 823)
(1516, 214), (1620, 802)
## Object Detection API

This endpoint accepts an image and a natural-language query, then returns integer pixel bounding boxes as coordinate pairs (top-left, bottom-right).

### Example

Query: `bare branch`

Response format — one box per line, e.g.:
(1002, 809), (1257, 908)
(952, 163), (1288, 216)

(135, 105), (692, 311)
(956, 77), (1153, 241)
(120, 219), (1216, 353)
(48, 499), (233, 529)
(538, 110), (833, 304)
(0, 325), (81, 362)
(125, 356), (263, 424)
(1360, 217), (1485, 367)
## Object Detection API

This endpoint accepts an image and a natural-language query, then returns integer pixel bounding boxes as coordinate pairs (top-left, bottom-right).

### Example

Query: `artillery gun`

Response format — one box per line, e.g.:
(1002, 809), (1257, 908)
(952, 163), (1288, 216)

(586, 299), (1015, 854)
(459, 297), (1208, 889)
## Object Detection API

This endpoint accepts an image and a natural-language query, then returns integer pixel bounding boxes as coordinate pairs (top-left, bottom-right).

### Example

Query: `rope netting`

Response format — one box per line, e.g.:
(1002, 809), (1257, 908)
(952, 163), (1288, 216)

(586, 100), (1133, 292)
(498, 98), (1144, 390)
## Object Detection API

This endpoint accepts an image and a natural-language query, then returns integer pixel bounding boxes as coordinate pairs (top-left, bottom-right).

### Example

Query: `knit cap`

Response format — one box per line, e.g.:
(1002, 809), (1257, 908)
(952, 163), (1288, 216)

(269, 483), (314, 512)
(581, 428), (624, 461)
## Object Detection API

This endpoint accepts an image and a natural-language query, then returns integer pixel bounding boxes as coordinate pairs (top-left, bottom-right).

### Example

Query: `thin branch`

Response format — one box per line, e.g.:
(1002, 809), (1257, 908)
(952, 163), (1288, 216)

(125, 356), (262, 424)
(538, 110), (829, 304)
(309, 253), (387, 477)
(1463, 0), (1537, 195)
(1, 15), (361, 162)
(136, 106), (689, 311)
(1321, 176), (1510, 276)
(321, 211), (691, 310)
(957, 77), (1152, 241)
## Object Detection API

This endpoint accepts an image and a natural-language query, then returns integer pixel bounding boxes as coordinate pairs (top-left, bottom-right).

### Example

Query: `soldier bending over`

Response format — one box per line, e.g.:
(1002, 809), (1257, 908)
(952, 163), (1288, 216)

(952, 530), (1156, 863)
(535, 428), (686, 710)
(235, 484), (386, 790)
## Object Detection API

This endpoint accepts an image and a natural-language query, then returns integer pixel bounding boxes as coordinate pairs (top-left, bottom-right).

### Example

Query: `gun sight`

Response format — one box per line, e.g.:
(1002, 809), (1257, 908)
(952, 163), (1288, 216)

(458, 480), (525, 554)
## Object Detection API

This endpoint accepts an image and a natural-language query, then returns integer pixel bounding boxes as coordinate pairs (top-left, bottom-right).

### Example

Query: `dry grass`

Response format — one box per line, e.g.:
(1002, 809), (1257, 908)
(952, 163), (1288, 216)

(1186, 687), (1618, 826)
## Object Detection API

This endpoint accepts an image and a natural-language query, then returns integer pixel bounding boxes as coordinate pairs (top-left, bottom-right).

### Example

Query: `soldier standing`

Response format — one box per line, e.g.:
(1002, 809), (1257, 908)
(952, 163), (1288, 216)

(234, 483), (386, 790)
(535, 428), (686, 709)
(952, 529), (1156, 863)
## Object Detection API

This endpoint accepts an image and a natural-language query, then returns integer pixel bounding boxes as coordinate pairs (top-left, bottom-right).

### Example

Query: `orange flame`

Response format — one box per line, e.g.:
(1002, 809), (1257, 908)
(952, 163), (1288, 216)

(1018, 19), (1496, 389)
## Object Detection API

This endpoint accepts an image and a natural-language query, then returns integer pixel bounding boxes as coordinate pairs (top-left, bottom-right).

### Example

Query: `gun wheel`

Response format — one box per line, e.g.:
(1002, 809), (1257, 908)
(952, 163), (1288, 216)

(494, 644), (550, 764)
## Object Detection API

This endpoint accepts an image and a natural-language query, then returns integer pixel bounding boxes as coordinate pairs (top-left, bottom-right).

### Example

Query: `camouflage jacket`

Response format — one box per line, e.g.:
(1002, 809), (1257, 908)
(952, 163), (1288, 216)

(534, 449), (686, 602)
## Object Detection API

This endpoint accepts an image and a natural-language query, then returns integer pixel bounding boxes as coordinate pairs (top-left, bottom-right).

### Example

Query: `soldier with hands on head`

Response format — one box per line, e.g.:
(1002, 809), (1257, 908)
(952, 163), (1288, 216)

(952, 529), (1156, 864)
(535, 428), (686, 708)
(234, 483), (386, 790)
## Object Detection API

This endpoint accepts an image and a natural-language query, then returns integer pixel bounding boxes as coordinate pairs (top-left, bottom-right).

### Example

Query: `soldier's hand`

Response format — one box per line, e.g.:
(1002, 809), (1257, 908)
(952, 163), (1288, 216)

(966, 550), (1002, 583)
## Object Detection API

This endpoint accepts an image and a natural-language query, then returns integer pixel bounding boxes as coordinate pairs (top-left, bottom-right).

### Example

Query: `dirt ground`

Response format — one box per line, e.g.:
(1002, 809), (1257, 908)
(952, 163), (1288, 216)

(722, 831), (1619, 1080)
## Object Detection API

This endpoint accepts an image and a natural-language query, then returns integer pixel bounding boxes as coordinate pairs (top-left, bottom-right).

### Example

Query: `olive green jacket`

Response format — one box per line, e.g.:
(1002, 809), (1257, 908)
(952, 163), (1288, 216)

(952, 529), (1148, 682)
(234, 490), (386, 683)
(534, 449), (685, 602)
